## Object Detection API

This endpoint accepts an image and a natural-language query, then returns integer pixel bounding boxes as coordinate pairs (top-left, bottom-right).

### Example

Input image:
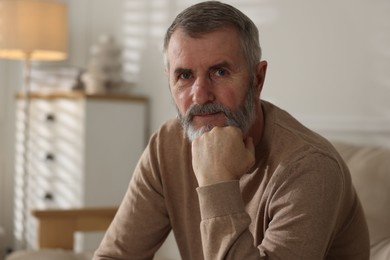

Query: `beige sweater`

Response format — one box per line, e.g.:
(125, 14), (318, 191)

(94, 100), (369, 260)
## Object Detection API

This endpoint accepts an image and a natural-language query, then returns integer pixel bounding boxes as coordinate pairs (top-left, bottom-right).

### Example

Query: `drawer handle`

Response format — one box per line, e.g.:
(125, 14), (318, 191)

(45, 153), (55, 161)
(44, 192), (54, 201)
(46, 113), (56, 122)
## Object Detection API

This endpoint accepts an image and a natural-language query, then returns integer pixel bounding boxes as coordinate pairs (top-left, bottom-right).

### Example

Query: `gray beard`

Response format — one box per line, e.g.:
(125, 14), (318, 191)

(177, 85), (257, 141)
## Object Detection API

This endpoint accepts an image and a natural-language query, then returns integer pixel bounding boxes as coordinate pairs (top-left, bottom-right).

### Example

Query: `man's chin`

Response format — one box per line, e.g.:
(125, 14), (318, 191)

(186, 124), (214, 141)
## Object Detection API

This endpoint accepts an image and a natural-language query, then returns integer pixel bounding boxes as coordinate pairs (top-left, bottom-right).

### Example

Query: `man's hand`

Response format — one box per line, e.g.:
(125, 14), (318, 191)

(191, 126), (255, 187)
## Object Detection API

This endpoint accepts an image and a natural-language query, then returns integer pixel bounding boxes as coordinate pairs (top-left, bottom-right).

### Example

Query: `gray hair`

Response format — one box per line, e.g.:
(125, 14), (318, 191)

(163, 1), (262, 71)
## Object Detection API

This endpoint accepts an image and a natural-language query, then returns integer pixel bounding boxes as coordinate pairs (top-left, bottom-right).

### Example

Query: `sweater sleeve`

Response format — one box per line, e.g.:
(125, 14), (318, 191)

(93, 135), (171, 260)
(197, 181), (266, 259)
(196, 153), (352, 260)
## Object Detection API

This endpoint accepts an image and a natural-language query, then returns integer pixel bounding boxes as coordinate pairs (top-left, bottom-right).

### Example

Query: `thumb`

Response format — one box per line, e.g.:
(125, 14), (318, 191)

(244, 137), (255, 155)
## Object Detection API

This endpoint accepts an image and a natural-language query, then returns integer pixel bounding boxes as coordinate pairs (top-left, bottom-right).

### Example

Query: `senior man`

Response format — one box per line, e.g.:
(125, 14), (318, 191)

(94, 1), (369, 259)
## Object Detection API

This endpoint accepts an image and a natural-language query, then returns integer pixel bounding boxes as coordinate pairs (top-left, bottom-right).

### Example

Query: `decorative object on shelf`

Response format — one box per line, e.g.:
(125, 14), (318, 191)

(0, 0), (68, 250)
(82, 35), (132, 94)
(29, 66), (84, 92)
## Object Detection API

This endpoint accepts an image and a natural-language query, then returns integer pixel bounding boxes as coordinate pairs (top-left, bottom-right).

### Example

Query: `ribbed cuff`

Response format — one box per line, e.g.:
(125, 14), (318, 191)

(196, 180), (245, 220)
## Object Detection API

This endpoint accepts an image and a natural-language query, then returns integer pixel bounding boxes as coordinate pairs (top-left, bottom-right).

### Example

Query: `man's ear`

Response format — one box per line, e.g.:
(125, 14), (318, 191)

(164, 66), (169, 77)
(254, 60), (268, 95)
(165, 68), (173, 94)
(164, 54), (170, 77)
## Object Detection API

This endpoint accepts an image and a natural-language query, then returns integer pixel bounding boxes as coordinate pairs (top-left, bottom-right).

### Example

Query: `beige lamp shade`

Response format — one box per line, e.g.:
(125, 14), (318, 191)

(0, 0), (67, 60)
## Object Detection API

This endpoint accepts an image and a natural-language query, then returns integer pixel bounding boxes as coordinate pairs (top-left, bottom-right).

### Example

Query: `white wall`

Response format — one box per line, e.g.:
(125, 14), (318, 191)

(257, 0), (390, 146)
(0, 60), (21, 254)
(1, 0), (389, 256)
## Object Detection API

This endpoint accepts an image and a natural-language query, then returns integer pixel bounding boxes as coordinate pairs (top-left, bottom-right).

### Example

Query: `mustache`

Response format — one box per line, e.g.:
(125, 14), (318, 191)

(185, 103), (231, 120)
(181, 102), (241, 129)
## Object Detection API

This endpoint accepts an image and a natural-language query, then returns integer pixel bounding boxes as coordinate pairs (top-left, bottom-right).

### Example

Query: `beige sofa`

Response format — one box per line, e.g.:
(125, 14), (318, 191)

(6, 142), (390, 259)
(333, 142), (390, 259)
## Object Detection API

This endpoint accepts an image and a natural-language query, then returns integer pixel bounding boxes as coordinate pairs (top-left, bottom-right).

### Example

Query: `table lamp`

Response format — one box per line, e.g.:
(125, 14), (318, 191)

(0, 0), (68, 248)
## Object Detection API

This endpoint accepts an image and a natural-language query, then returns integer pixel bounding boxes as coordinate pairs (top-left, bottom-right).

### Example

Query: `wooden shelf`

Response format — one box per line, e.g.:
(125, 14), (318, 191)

(15, 90), (149, 103)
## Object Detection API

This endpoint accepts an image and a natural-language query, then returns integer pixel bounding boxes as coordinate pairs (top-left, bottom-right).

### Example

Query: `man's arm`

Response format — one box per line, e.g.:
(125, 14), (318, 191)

(196, 161), (346, 260)
(192, 126), (264, 259)
(191, 126), (357, 259)
(197, 181), (263, 259)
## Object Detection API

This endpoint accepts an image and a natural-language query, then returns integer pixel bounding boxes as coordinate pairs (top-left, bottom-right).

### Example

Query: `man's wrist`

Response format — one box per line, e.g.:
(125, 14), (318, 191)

(196, 173), (237, 187)
(196, 180), (245, 219)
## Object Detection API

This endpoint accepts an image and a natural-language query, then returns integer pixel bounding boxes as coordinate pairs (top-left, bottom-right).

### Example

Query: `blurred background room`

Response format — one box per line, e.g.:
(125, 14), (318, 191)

(0, 0), (389, 259)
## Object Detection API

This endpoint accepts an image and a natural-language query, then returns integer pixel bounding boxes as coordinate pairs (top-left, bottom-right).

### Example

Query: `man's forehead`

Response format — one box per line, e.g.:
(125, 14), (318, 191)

(166, 28), (241, 71)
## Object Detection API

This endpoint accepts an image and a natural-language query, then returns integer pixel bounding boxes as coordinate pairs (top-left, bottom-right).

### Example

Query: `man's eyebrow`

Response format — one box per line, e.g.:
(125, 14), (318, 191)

(208, 61), (233, 71)
(173, 61), (234, 76)
(174, 67), (192, 76)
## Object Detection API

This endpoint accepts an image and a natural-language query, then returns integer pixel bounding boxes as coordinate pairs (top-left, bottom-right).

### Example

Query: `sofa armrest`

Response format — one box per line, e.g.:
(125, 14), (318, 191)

(332, 142), (390, 246)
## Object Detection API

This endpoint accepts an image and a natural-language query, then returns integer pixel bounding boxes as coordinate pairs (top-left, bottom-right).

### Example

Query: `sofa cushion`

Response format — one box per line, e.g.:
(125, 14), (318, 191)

(371, 237), (390, 260)
(333, 142), (390, 246)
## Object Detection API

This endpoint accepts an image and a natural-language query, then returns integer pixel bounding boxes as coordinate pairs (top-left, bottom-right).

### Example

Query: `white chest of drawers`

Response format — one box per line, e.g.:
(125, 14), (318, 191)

(14, 91), (149, 250)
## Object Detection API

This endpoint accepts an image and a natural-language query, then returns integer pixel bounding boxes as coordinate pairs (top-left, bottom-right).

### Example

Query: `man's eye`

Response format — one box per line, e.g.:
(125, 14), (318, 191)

(179, 72), (192, 79)
(215, 69), (227, 76)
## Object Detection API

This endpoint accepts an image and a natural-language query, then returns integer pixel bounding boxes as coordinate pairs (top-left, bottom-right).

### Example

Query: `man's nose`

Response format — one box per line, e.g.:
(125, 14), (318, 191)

(192, 76), (215, 105)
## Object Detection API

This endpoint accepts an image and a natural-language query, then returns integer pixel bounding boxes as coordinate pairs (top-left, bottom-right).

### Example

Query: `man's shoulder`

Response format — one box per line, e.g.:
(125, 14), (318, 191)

(261, 100), (340, 163)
